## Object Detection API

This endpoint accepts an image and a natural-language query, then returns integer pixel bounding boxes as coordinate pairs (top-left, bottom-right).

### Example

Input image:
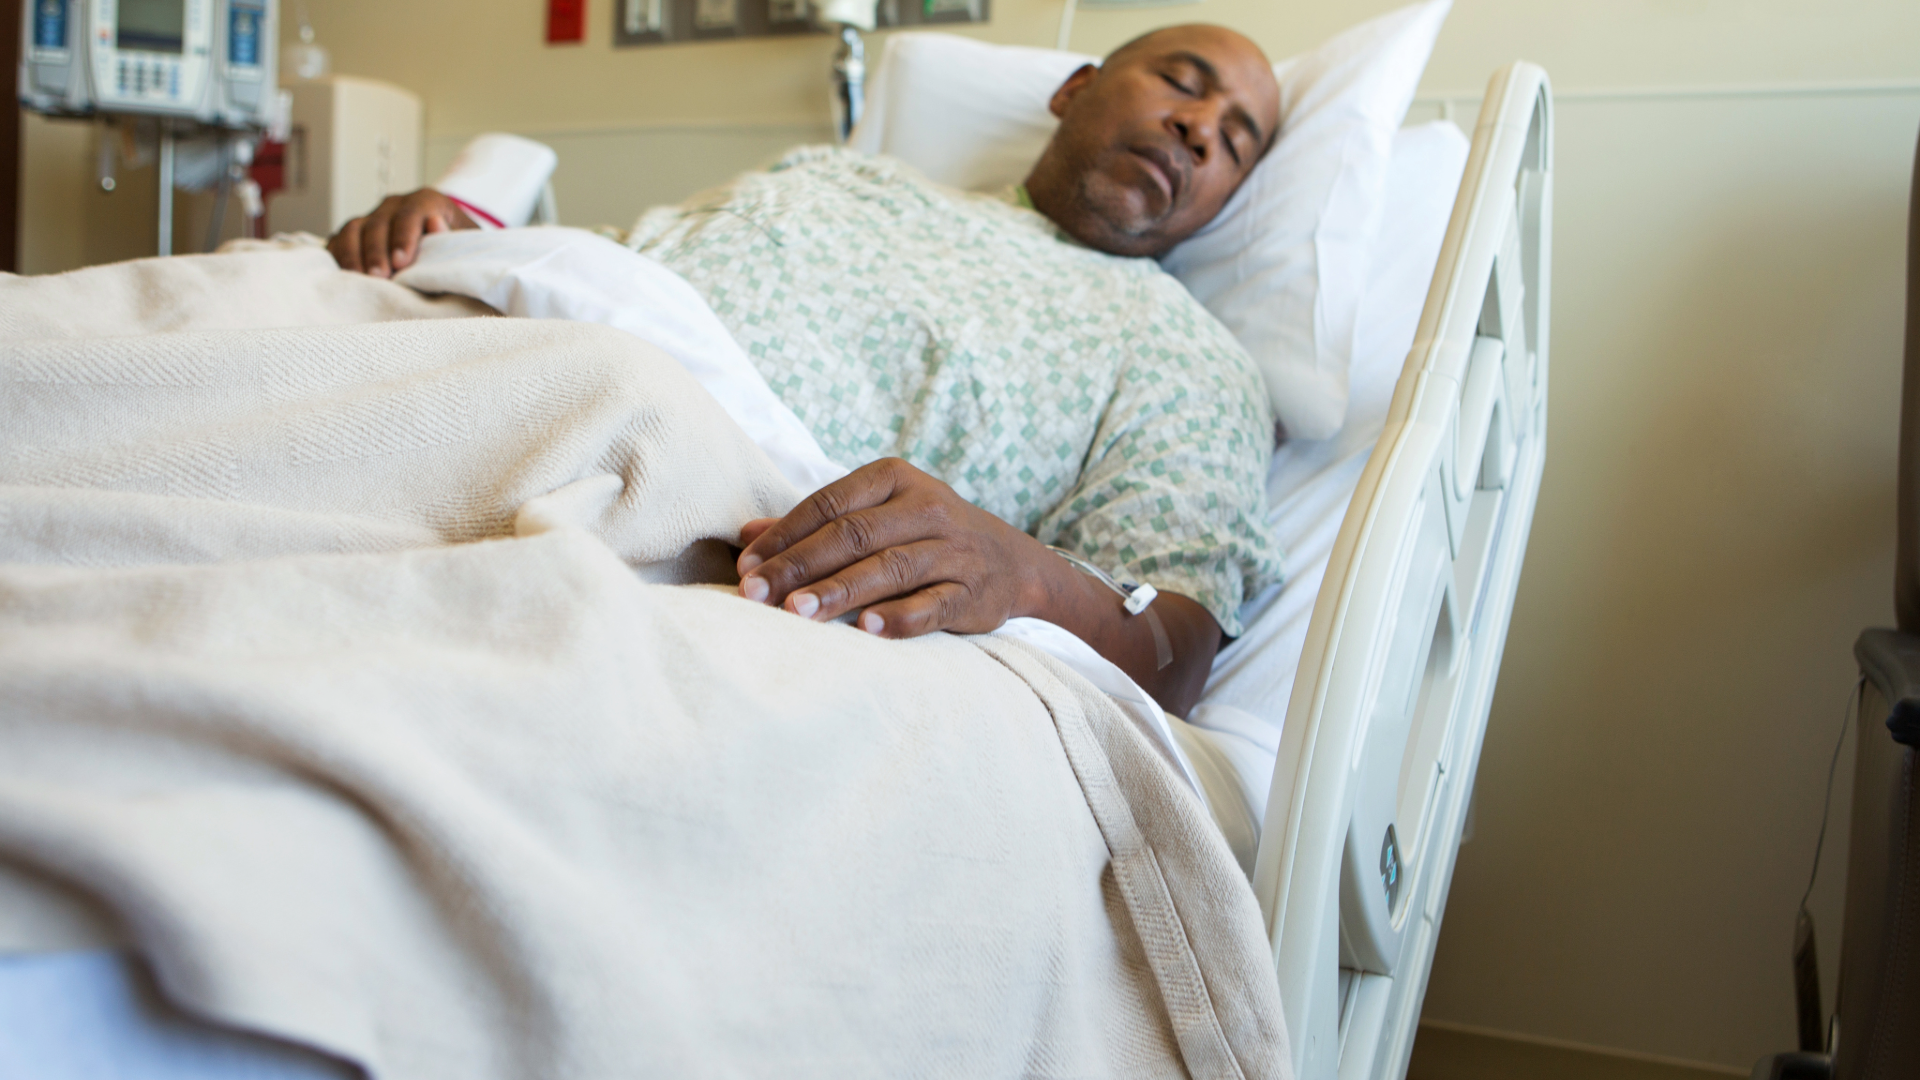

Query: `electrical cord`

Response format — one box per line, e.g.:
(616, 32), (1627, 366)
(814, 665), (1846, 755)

(1802, 676), (1861, 917)
(1790, 675), (1861, 1053)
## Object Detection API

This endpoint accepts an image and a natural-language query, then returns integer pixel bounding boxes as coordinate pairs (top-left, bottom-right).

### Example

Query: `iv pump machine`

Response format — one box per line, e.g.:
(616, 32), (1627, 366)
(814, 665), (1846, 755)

(20, 0), (282, 257)
(21, 0), (278, 127)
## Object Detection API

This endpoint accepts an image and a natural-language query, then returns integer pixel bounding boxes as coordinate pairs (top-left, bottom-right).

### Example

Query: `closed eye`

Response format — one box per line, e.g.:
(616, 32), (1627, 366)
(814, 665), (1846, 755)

(1162, 69), (1246, 167)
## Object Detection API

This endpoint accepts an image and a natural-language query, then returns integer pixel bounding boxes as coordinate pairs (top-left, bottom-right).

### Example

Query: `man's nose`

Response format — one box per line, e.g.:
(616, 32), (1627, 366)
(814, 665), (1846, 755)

(1169, 104), (1222, 162)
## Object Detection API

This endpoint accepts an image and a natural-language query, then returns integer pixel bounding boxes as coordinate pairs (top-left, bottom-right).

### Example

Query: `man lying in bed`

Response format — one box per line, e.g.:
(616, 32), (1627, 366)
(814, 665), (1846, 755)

(329, 25), (1280, 719)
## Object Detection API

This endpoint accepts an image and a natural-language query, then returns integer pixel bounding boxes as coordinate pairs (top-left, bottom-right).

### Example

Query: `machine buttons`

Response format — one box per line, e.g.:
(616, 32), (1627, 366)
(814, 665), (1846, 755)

(27, 0), (278, 123)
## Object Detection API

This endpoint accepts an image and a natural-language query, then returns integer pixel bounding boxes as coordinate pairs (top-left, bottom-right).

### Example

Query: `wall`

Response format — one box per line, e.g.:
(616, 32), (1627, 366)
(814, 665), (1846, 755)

(19, 2), (1920, 262)
(12, 0), (1920, 1072)
(1410, 82), (1916, 1072)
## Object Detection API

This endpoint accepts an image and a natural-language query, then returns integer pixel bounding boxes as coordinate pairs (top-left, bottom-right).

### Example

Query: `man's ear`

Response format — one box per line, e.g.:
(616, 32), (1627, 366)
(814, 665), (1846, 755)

(1048, 64), (1101, 119)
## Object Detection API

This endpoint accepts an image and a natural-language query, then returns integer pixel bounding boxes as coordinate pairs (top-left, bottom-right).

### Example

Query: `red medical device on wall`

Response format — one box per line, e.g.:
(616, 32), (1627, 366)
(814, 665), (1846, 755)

(548, 0), (586, 43)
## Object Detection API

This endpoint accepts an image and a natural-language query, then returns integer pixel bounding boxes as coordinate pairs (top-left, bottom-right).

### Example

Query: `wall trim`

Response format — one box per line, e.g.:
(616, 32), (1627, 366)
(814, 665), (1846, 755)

(421, 79), (1920, 145)
(1410, 1019), (1750, 1080)
(424, 117), (833, 146)
(1416, 77), (1920, 108)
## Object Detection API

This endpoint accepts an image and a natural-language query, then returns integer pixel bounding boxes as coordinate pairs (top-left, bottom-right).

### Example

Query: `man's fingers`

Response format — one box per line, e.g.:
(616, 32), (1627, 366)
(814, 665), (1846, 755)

(327, 190), (477, 275)
(777, 539), (948, 622)
(736, 518), (779, 554)
(387, 208), (430, 272)
(742, 504), (927, 607)
(330, 219), (364, 271)
(738, 460), (905, 573)
(360, 211), (393, 278)
(859, 581), (977, 639)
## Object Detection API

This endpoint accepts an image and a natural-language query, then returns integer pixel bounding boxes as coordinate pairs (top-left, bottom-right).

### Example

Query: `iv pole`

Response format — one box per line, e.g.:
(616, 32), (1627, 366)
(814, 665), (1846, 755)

(156, 121), (175, 256)
(816, 0), (875, 142)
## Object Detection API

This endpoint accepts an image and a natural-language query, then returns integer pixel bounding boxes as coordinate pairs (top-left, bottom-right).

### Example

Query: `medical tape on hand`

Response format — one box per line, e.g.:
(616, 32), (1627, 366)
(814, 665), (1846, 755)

(1044, 546), (1173, 671)
(1142, 605), (1174, 672)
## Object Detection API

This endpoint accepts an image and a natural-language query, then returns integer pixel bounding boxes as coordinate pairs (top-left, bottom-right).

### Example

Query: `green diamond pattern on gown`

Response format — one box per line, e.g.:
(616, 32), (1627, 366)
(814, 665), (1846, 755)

(626, 146), (1283, 636)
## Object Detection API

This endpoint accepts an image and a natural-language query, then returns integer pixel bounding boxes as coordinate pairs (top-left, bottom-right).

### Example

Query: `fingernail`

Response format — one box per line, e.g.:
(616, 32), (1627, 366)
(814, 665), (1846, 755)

(738, 552), (762, 573)
(792, 592), (819, 618)
(861, 611), (884, 634)
(741, 575), (768, 602)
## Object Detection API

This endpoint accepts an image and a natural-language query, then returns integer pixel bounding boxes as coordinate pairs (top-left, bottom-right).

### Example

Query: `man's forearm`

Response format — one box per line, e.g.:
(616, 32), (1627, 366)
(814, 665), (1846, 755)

(1020, 553), (1222, 718)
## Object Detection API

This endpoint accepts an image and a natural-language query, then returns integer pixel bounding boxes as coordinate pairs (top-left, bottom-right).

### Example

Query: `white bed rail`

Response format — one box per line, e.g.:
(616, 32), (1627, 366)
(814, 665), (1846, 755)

(1252, 62), (1553, 1080)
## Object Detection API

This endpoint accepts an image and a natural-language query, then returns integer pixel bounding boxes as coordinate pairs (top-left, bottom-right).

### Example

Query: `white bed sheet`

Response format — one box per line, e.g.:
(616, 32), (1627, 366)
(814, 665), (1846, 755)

(1183, 120), (1473, 829)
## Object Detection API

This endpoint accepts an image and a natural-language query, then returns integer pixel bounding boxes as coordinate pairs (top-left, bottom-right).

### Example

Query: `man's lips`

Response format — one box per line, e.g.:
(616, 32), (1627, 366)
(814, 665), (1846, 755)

(1130, 145), (1185, 207)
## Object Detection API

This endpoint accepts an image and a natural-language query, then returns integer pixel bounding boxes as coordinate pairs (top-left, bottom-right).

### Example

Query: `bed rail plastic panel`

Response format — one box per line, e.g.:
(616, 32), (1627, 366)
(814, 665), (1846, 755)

(1252, 61), (1553, 1080)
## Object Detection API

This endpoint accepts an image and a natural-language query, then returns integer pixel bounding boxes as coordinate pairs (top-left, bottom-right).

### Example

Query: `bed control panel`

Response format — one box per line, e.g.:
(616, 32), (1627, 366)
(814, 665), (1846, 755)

(613, 0), (985, 48)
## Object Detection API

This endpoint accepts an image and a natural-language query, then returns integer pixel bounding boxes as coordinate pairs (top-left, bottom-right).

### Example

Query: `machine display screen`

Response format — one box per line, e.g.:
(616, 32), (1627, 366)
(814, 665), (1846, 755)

(116, 0), (186, 54)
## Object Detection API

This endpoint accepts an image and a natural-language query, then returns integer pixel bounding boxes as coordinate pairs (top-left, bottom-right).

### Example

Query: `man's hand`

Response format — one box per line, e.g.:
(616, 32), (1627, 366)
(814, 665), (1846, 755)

(736, 457), (1225, 716)
(328, 189), (477, 278)
(737, 458), (1047, 638)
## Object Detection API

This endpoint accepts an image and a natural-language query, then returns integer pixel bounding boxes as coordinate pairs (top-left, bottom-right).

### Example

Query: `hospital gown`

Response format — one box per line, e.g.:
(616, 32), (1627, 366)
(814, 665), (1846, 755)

(624, 146), (1281, 635)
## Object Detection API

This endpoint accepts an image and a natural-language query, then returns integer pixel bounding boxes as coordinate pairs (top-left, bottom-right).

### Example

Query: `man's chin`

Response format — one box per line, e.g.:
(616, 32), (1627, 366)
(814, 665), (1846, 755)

(1072, 181), (1172, 255)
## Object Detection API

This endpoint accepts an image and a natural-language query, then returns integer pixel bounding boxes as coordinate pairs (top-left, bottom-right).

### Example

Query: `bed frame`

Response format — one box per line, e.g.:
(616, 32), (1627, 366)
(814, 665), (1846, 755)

(1254, 62), (1554, 1080)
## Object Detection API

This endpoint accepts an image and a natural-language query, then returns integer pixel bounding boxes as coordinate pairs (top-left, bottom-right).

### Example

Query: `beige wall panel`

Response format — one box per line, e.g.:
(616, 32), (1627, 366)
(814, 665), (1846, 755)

(1066, 0), (1920, 94)
(26, 1), (1920, 263)
(421, 121), (831, 231)
(294, 0), (1920, 141)
(1418, 88), (1920, 1068)
(17, 115), (89, 275)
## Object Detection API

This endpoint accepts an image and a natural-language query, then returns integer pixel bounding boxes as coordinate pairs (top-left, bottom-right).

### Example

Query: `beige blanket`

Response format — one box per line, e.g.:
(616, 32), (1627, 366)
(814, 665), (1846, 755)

(0, 250), (1291, 1079)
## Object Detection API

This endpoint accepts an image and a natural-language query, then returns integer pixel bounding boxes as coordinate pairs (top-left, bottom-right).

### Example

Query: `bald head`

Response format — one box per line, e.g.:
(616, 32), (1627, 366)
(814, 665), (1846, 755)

(1024, 25), (1280, 258)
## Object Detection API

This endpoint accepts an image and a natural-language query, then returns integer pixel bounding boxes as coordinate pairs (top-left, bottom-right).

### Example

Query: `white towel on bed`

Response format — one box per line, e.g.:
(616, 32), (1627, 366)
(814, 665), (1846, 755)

(0, 250), (1292, 1080)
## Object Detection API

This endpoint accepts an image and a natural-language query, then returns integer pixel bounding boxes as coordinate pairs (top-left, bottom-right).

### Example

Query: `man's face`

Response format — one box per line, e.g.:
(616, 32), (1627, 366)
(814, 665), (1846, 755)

(1025, 25), (1280, 258)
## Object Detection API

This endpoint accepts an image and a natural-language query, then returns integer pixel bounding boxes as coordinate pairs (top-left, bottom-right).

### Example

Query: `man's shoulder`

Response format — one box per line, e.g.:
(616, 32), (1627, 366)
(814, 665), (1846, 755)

(1108, 271), (1274, 427)
(764, 146), (1098, 242)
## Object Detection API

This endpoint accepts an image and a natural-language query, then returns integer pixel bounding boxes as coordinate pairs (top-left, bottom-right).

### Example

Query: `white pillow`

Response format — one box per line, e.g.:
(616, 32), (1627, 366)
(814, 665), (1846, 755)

(434, 133), (559, 229)
(848, 36), (1093, 191)
(847, 1), (1452, 441)
(1192, 118), (1474, 828)
(1165, 1), (1450, 440)
(1262, 119), (1472, 509)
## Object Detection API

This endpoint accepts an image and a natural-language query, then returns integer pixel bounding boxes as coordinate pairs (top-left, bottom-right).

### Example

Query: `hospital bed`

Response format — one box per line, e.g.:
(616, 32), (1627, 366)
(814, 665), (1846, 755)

(0, 54), (1552, 1080)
